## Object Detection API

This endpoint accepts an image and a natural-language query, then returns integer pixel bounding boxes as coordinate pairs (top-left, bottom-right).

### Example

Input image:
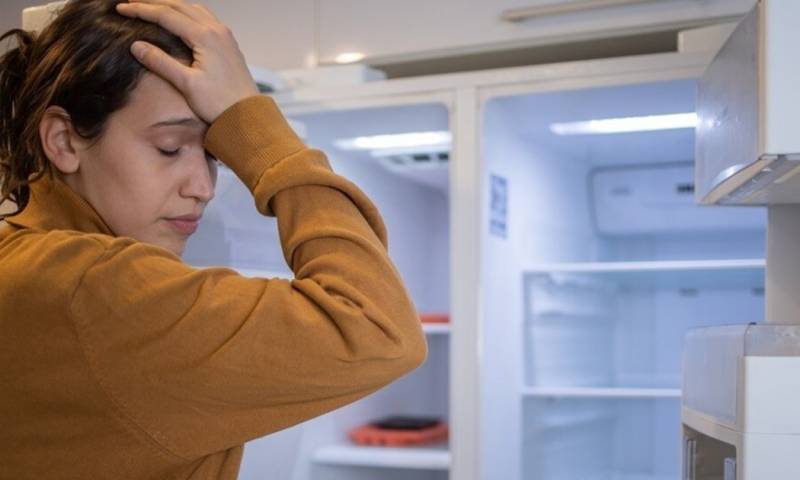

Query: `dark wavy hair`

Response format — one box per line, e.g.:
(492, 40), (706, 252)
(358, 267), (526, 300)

(0, 0), (192, 215)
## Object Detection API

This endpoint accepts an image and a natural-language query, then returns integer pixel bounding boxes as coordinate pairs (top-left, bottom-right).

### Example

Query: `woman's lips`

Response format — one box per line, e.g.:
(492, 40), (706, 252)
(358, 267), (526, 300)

(166, 217), (200, 236)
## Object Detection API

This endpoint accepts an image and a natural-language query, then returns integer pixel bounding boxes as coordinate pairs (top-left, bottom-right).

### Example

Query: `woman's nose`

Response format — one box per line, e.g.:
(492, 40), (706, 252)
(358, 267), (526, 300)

(180, 152), (216, 203)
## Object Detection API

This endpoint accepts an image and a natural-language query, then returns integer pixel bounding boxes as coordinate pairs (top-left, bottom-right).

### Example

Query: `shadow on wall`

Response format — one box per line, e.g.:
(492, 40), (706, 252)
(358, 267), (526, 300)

(0, 0), (48, 46)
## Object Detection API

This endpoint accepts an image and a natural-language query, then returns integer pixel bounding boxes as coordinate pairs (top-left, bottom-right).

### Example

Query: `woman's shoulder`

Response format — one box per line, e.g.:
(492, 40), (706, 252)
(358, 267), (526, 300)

(0, 225), (185, 289)
(1, 224), (126, 255)
(1, 224), (181, 255)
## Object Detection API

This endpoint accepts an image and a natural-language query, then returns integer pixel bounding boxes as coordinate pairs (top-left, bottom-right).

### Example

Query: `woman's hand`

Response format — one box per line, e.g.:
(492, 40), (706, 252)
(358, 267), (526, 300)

(116, 0), (259, 124)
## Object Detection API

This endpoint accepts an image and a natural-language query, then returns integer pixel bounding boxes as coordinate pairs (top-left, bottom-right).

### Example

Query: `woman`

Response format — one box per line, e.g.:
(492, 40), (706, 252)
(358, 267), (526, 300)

(0, 1), (427, 478)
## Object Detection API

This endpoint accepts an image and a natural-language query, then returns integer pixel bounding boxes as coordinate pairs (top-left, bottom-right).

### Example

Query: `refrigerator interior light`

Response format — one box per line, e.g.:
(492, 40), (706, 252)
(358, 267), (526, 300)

(550, 112), (697, 135)
(334, 131), (452, 152)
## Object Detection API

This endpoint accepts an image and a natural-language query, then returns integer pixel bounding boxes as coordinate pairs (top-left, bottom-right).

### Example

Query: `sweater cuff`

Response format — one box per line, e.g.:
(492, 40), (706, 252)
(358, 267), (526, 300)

(204, 95), (306, 192)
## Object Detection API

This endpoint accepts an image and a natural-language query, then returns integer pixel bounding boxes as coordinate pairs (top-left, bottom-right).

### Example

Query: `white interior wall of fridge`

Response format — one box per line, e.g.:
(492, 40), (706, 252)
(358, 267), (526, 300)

(481, 78), (766, 480)
(185, 102), (451, 480)
(480, 92), (600, 480)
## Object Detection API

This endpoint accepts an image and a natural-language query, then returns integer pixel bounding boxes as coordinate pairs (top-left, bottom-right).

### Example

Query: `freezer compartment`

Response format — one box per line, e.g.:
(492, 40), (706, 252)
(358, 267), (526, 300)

(194, 100), (452, 480)
(523, 397), (680, 480)
(524, 272), (764, 390)
(481, 61), (771, 480)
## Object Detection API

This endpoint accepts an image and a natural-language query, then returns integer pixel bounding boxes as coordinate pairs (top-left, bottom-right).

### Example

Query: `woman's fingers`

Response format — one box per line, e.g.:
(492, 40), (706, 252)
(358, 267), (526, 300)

(116, 0), (259, 122)
(129, 40), (194, 88)
(116, 2), (200, 47)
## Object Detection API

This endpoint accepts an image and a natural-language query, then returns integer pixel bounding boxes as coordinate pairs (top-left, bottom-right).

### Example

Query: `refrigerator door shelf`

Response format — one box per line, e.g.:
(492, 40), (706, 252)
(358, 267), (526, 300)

(683, 324), (800, 433)
(696, 0), (800, 205)
(703, 154), (800, 205)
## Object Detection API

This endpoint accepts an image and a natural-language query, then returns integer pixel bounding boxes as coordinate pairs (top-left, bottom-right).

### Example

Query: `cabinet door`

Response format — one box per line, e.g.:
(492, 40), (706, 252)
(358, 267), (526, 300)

(318, 0), (755, 64)
(198, 0), (316, 70)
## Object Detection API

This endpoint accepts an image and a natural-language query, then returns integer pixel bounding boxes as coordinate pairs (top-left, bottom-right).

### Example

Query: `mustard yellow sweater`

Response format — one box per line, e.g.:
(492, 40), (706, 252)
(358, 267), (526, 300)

(0, 96), (427, 479)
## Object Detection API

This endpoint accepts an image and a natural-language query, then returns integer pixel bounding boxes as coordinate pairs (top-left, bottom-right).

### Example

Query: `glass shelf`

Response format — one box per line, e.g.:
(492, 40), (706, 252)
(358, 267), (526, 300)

(422, 323), (450, 335)
(188, 265), (293, 279)
(312, 444), (450, 470)
(524, 259), (765, 289)
(522, 386), (681, 399)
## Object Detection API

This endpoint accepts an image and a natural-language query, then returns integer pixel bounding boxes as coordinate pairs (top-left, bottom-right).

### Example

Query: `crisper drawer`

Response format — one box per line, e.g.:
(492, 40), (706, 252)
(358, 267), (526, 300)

(590, 163), (765, 235)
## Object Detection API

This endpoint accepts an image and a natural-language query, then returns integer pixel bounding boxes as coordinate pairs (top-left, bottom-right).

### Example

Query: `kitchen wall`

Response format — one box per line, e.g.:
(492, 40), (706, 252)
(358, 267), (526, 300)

(0, 0), (315, 69)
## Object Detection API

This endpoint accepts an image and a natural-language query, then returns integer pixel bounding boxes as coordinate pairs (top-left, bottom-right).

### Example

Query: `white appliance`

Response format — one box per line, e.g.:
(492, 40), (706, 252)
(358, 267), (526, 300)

(682, 325), (800, 479)
(485, 77), (765, 480)
(683, 0), (800, 478)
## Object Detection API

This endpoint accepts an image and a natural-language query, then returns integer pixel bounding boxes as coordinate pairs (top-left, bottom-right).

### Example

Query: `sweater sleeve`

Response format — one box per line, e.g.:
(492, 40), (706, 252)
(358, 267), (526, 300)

(68, 96), (428, 461)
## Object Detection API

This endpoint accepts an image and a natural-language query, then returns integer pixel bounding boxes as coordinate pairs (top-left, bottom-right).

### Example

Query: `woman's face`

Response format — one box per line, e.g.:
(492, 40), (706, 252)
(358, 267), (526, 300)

(68, 72), (217, 256)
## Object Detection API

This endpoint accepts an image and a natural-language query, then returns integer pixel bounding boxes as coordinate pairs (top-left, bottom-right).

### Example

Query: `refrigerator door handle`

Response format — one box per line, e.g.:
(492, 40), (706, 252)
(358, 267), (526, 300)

(683, 437), (697, 480)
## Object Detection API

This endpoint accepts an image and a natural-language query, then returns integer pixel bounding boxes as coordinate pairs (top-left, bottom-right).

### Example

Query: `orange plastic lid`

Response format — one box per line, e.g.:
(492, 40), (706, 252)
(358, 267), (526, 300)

(419, 313), (449, 324)
(349, 422), (449, 447)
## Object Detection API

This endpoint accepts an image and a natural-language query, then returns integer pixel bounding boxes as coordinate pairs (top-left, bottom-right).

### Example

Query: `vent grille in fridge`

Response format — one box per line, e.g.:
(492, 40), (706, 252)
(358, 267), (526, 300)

(375, 150), (449, 173)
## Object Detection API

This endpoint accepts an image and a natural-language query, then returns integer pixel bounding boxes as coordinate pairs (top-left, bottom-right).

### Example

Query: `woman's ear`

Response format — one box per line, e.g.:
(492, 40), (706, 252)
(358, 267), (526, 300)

(39, 106), (82, 174)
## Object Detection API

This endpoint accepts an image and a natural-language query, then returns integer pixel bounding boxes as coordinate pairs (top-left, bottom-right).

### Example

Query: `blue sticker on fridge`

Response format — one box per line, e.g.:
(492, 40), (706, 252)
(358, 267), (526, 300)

(490, 174), (507, 238)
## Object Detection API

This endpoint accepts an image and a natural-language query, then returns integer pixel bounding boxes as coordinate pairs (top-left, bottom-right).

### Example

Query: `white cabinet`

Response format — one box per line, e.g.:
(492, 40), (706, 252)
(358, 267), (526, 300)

(197, 0), (316, 70)
(318, 0), (755, 64)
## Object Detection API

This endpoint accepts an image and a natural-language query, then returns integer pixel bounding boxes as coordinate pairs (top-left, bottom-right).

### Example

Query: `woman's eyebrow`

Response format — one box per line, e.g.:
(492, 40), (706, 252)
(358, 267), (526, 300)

(148, 117), (206, 130)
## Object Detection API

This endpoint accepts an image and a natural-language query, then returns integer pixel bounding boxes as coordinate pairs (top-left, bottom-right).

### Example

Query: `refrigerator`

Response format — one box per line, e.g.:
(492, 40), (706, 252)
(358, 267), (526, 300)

(480, 77), (766, 479)
(179, 30), (771, 480)
(183, 99), (453, 480)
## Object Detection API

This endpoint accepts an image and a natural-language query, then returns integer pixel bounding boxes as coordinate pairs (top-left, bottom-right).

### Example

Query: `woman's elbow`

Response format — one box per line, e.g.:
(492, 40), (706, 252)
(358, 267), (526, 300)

(408, 331), (429, 370)
(395, 326), (428, 375)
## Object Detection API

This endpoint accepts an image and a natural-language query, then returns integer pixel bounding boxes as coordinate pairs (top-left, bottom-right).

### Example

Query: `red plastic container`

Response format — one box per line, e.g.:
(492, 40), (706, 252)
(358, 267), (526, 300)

(349, 418), (449, 447)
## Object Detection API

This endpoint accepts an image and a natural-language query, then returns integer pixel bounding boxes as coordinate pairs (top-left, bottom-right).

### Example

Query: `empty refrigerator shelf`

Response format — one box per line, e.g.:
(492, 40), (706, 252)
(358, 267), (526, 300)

(524, 259), (765, 289)
(572, 474), (677, 480)
(522, 386), (681, 399)
(312, 444), (451, 470)
(422, 323), (450, 335)
(231, 267), (293, 279)
(187, 265), (294, 279)
(531, 309), (614, 320)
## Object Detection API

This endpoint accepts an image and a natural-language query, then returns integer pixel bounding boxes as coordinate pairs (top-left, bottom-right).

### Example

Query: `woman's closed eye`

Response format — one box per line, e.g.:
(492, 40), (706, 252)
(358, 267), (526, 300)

(157, 146), (182, 157)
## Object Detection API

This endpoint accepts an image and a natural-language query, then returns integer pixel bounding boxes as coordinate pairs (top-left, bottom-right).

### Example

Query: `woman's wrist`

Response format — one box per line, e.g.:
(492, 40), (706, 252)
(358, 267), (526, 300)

(204, 96), (306, 191)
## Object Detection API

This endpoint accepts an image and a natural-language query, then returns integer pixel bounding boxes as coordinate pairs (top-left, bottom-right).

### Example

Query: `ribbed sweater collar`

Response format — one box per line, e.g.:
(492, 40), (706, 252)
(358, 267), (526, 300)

(5, 173), (114, 236)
